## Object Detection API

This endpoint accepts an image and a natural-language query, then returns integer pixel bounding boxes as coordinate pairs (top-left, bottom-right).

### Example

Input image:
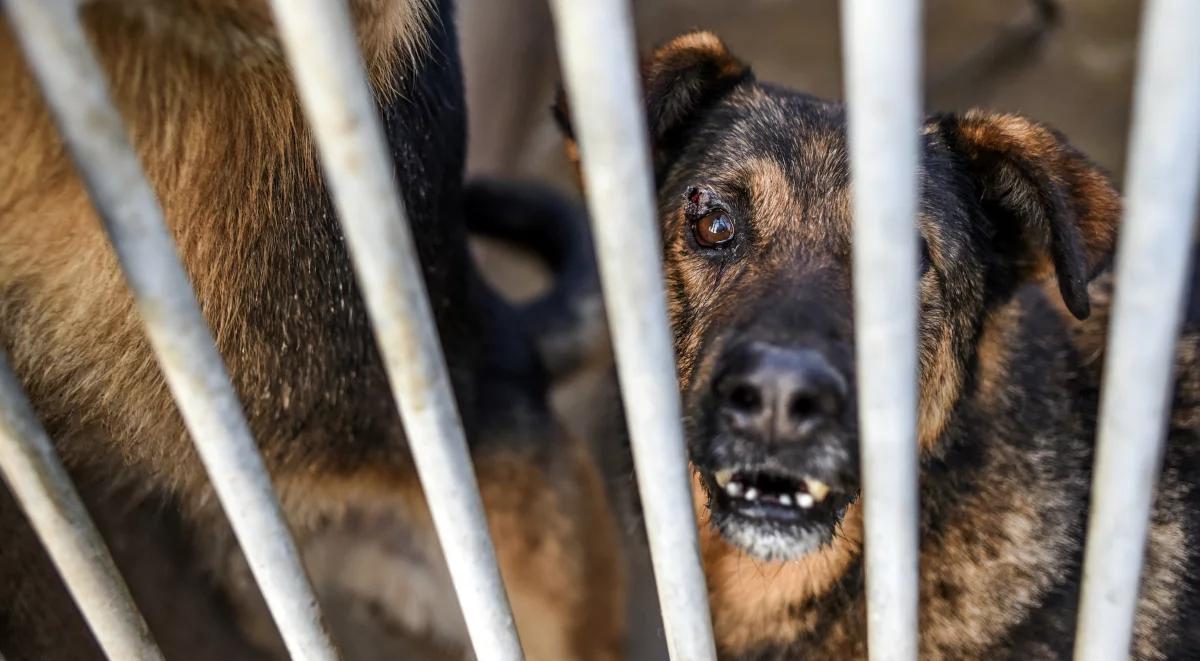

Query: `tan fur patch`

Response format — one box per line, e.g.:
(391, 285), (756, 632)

(79, 0), (432, 91)
(221, 433), (625, 661)
(742, 157), (800, 242)
(691, 471), (863, 654)
(646, 31), (747, 83)
(477, 440), (626, 661)
(972, 306), (1021, 409)
(1134, 509), (1188, 661)
(917, 290), (964, 452)
(0, 0), (433, 491)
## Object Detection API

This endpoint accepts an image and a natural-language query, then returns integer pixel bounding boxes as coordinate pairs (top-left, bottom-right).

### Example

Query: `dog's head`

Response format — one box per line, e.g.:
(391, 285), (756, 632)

(556, 31), (1119, 562)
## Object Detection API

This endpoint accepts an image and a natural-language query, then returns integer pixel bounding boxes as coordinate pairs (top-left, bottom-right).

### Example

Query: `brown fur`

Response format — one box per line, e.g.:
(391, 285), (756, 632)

(219, 434), (624, 660)
(692, 471), (864, 653)
(949, 110), (1120, 296)
(1, 2), (623, 659)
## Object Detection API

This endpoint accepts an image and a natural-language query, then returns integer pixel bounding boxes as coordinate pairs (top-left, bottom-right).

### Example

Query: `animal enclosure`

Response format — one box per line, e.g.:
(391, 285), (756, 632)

(1, 1), (1198, 660)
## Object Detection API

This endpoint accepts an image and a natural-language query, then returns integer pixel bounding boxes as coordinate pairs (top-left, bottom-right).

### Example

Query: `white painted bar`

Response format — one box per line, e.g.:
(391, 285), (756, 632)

(2, 2), (338, 659)
(1073, 1), (1200, 659)
(0, 352), (163, 661)
(263, 2), (523, 659)
(546, 1), (718, 659)
(842, 0), (923, 659)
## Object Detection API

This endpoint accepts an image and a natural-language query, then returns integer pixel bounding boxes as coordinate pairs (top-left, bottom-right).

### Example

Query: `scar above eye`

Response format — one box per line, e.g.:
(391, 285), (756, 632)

(684, 185), (724, 216)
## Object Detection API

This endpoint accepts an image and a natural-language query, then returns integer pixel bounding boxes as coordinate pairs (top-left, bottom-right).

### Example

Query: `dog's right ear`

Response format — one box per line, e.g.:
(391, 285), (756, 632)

(929, 111), (1120, 320)
(553, 31), (752, 181)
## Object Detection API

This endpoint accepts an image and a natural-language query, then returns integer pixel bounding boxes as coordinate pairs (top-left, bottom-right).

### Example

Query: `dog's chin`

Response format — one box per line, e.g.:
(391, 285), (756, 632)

(712, 510), (835, 561)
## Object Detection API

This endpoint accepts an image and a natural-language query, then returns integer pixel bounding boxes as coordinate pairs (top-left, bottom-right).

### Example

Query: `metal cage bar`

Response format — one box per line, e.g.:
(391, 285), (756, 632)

(842, 1), (923, 659)
(263, 2), (524, 659)
(1073, 1), (1200, 659)
(0, 352), (163, 661)
(1, 2), (338, 659)
(546, 1), (718, 659)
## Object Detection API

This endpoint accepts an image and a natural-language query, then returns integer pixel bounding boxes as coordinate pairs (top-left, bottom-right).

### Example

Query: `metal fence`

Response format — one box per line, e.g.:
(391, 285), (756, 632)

(0, 0), (1198, 660)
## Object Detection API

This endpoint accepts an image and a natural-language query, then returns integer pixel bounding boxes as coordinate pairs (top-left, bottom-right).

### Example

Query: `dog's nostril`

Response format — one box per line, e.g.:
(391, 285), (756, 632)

(728, 383), (762, 413)
(788, 393), (819, 421)
(787, 388), (842, 427)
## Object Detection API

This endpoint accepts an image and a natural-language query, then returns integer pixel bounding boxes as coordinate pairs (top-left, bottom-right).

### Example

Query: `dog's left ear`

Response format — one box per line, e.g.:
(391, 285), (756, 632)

(554, 31), (751, 182)
(930, 111), (1120, 320)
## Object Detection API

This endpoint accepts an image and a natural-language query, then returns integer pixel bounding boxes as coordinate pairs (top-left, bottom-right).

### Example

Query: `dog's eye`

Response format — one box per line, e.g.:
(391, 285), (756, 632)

(694, 211), (736, 248)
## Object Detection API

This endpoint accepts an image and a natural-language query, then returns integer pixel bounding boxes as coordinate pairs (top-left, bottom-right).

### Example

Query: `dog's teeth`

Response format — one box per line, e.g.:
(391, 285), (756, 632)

(797, 493), (815, 509)
(779, 494), (793, 507)
(715, 469), (734, 487)
(745, 487), (759, 501)
(725, 481), (743, 497)
(804, 478), (830, 502)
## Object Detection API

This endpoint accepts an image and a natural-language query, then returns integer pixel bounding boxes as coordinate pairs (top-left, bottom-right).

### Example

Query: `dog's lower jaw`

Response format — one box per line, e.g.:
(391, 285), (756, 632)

(712, 511), (836, 562)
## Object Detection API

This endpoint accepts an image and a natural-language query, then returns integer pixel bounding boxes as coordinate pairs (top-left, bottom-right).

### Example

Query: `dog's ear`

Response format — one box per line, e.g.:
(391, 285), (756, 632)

(930, 111), (1120, 320)
(640, 31), (751, 167)
(553, 31), (751, 180)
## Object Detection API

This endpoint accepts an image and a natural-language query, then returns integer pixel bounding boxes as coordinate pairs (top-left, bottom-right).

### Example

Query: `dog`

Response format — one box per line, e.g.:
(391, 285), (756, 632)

(0, 1), (622, 659)
(557, 30), (1200, 659)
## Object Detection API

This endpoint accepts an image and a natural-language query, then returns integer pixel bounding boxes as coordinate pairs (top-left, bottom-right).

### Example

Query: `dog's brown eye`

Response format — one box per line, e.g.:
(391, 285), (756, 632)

(694, 211), (735, 247)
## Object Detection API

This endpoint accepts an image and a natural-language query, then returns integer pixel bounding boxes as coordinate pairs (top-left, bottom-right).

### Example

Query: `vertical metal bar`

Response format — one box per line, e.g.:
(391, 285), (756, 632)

(0, 352), (163, 661)
(1073, 1), (1200, 659)
(842, 1), (923, 660)
(262, 2), (523, 659)
(546, 2), (718, 660)
(2, 3), (338, 659)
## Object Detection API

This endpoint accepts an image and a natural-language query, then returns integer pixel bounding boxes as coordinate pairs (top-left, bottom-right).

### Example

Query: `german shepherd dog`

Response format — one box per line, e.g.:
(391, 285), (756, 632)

(0, 1), (621, 659)
(557, 31), (1200, 659)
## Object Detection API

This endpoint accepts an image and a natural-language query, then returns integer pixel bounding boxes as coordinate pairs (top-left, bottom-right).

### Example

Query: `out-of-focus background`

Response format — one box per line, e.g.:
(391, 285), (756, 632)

(461, 0), (1139, 188)
(458, 1), (1141, 658)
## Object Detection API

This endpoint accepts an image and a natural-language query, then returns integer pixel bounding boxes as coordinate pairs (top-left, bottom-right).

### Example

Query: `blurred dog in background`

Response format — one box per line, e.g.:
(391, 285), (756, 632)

(0, 1), (622, 659)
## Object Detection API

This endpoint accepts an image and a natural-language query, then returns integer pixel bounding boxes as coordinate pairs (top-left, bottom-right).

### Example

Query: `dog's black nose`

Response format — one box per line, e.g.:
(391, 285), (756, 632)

(715, 343), (848, 442)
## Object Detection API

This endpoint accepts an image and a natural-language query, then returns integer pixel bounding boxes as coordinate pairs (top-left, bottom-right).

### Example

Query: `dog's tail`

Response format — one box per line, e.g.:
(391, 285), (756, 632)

(464, 178), (606, 377)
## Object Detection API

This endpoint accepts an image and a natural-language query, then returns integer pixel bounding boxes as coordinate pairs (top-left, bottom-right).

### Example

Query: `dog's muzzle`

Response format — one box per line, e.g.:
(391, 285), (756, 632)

(693, 340), (859, 561)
